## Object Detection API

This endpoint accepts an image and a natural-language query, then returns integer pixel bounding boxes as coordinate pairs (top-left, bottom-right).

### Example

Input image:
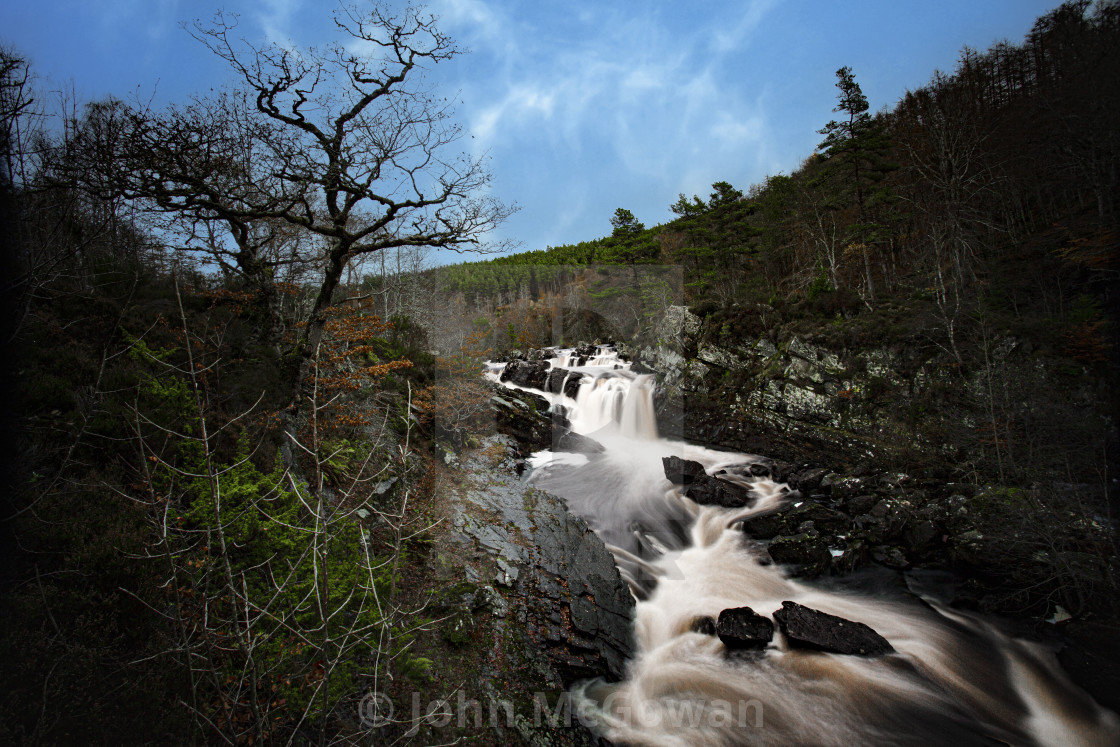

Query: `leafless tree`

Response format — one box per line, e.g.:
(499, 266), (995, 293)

(78, 3), (515, 401)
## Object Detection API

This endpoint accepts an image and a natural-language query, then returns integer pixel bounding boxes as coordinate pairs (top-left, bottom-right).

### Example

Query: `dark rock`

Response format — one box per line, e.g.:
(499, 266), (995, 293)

(500, 358), (550, 390)
(544, 366), (571, 394)
(684, 473), (754, 508)
(789, 467), (828, 492)
(948, 530), (998, 568)
(845, 494), (879, 516)
(793, 504), (850, 534)
(748, 462), (772, 477)
(903, 520), (940, 556)
(741, 502), (849, 539)
(553, 428), (605, 455)
(770, 460), (796, 483)
(662, 456), (707, 485)
(491, 388), (553, 453)
(772, 601), (893, 656)
(829, 476), (866, 499)
(872, 545), (910, 569)
(564, 374), (584, 399)
(550, 405), (573, 429)
(830, 539), (870, 575)
(716, 606), (774, 649)
(740, 509), (788, 539)
(766, 533), (831, 577)
(860, 499), (912, 543)
(1057, 620), (1120, 712)
(689, 616), (717, 636)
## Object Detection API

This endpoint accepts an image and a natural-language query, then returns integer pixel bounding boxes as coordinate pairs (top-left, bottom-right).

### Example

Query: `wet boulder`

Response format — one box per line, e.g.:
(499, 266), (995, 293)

(740, 507), (792, 539)
(684, 473), (755, 508)
(772, 601), (893, 656)
(903, 520), (941, 558)
(769, 460), (797, 484)
(553, 428), (605, 455)
(662, 456), (707, 485)
(871, 545), (910, 569)
(827, 476), (866, 499)
(490, 388), (552, 453)
(741, 502), (849, 540)
(844, 493), (879, 516)
(500, 358), (550, 391)
(766, 533), (832, 577)
(544, 366), (573, 394)
(788, 467), (829, 492)
(563, 375), (584, 399)
(748, 462), (772, 477)
(716, 606), (774, 649)
(857, 498), (913, 544)
(689, 616), (717, 636)
(830, 538), (870, 575)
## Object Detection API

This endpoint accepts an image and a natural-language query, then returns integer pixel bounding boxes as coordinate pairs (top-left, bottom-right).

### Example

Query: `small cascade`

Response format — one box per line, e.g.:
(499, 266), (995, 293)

(570, 372), (657, 439)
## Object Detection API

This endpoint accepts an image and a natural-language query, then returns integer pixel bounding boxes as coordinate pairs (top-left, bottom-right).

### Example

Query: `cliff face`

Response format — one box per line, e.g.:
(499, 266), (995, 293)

(634, 306), (1109, 480)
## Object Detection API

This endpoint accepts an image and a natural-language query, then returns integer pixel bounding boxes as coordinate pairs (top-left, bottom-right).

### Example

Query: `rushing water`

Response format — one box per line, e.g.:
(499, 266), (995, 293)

(490, 346), (1119, 746)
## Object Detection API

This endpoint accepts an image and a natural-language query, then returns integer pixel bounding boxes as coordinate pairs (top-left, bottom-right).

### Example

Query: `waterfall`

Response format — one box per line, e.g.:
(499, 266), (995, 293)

(570, 372), (658, 439)
(490, 346), (1119, 745)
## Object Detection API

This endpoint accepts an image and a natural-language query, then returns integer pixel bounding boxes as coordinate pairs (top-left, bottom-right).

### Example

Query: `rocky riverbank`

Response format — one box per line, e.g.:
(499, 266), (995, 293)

(486, 334), (1120, 711)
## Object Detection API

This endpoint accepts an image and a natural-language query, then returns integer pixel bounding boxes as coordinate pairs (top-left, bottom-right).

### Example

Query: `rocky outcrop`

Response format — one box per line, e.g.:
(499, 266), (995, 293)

(765, 533), (831, 577)
(544, 366), (585, 399)
(772, 601), (893, 656)
(500, 358), (551, 389)
(452, 442), (634, 684)
(490, 387), (553, 452)
(490, 384), (604, 459)
(683, 473), (754, 509)
(662, 456), (706, 485)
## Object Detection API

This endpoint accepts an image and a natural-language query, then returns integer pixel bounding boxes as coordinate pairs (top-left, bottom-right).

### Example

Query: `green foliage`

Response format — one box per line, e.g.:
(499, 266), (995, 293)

(610, 207), (645, 237)
(807, 266), (833, 299)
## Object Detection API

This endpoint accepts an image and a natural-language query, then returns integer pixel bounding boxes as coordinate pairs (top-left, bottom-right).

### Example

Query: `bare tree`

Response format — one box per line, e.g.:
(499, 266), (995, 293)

(81, 4), (515, 401)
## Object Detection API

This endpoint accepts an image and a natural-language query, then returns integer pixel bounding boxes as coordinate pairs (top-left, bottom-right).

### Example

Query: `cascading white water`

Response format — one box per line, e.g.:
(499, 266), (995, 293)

(491, 347), (1120, 745)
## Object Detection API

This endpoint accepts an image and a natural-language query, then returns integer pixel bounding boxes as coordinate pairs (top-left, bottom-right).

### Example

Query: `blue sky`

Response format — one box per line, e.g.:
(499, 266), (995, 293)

(3, 0), (1059, 262)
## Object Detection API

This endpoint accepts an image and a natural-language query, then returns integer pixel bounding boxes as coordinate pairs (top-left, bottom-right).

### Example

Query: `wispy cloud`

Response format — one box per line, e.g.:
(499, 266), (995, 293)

(255, 0), (302, 46)
(425, 0), (785, 244)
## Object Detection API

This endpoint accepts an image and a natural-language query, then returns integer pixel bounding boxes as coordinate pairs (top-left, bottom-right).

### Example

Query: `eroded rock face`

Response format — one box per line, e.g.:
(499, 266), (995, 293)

(490, 383), (605, 459)
(772, 601), (893, 656)
(490, 386), (553, 453)
(453, 446), (635, 684)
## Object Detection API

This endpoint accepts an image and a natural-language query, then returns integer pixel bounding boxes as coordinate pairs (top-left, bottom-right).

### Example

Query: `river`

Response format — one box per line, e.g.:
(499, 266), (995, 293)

(489, 345), (1118, 746)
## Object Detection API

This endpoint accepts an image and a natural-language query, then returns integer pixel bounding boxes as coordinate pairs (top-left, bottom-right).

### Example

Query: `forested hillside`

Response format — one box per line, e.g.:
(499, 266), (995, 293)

(439, 0), (1118, 356)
